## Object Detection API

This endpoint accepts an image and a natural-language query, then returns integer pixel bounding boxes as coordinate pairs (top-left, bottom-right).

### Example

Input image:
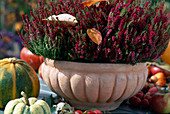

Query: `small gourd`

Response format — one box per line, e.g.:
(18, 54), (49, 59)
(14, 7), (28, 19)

(0, 58), (40, 108)
(4, 91), (51, 114)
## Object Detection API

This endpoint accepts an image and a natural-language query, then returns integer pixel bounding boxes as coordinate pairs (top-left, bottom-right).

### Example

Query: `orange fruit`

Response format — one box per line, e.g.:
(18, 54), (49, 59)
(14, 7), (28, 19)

(154, 72), (165, 80)
(154, 72), (166, 87)
(155, 79), (166, 87)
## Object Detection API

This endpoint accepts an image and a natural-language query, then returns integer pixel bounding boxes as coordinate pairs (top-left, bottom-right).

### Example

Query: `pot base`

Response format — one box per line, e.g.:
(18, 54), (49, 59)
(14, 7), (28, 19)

(69, 100), (122, 111)
(42, 58), (148, 111)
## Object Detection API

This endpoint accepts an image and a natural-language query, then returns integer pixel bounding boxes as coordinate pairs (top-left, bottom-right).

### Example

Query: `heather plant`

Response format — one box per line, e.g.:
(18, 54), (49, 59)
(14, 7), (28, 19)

(18, 0), (170, 64)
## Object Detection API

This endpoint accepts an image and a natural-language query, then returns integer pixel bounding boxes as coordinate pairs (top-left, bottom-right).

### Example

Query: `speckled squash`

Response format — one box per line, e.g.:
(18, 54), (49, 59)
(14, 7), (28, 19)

(0, 58), (40, 108)
(4, 92), (51, 114)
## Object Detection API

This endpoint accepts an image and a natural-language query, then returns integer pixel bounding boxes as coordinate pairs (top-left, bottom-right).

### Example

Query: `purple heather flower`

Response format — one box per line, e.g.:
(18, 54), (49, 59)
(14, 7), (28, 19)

(131, 51), (136, 62)
(125, 3), (130, 8)
(119, 18), (125, 31)
(149, 31), (155, 40)
(118, 32), (123, 39)
(112, 36), (116, 41)
(105, 29), (112, 38)
(80, 55), (84, 58)
(47, 23), (50, 27)
(18, 0), (170, 64)
(144, 1), (150, 8)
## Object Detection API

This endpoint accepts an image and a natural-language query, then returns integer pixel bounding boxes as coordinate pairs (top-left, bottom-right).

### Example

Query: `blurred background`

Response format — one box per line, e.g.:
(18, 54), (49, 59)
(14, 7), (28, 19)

(0, 0), (169, 59)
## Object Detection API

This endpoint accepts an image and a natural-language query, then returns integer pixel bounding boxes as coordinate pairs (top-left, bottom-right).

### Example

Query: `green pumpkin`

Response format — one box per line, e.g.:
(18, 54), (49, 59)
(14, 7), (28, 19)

(0, 58), (40, 108)
(4, 91), (51, 114)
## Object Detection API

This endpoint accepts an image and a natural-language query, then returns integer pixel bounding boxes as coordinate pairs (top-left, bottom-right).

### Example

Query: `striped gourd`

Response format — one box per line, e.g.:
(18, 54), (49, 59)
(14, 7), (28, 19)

(0, 58), (40, 108)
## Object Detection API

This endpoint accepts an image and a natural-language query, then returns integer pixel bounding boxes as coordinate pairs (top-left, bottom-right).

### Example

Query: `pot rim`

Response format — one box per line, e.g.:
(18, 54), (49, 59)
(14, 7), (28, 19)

(44, 58), (147, 73)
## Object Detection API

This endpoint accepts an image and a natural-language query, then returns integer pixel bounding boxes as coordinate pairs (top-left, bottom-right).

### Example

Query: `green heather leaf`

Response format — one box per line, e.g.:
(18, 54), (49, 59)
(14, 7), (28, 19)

(109, 12), (114, 19)
(116, 44), (119, 48)
(163, 4), (167, 13)
(163, 25), (170, 34)
(159, 21), (163, 28)
(110, 23), (113, 27)
(137, 17), (141, 22)
(126, 50), (129, 55)
(116, 3), (119, 7)
(151, 18), (154, 25)
(127, 20), (133, 28)
(82, 33), (86, 38)
(120, 7), (127, 16)
(154, 23), (158, 31)
(123, 22), (127, 29)
(133, 8), (137, 13)
(142, 43), (146, 45)
(134, 31), (137, 37)
(115, 32), (119, 39)
(140, 30), (146, 36)
(130, 27), (133, 33)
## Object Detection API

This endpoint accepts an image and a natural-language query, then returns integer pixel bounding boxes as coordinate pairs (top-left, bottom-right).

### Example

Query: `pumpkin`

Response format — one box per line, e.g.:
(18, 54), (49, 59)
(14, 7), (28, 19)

(0, 58), (40, 108)
(161, 41), (170, 65)
(4, 91), (51, 114)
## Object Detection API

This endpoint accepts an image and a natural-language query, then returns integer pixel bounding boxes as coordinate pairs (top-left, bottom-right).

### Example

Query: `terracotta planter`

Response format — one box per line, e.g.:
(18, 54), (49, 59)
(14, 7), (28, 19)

(41, 58), (148, 111)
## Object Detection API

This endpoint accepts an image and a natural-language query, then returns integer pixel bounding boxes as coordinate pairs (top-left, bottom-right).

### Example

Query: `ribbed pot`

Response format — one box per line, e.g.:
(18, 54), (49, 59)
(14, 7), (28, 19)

(41, 58), (148, 111)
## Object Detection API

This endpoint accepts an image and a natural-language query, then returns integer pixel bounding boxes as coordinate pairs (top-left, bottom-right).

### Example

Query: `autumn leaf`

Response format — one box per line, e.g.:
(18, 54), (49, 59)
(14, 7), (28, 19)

(82, 0), (110, 7)
(87, 28), (102, 45)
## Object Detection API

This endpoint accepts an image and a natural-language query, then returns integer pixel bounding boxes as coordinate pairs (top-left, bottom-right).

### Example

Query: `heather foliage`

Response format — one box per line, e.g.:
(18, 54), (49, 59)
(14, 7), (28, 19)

(19, 0), (170, 64)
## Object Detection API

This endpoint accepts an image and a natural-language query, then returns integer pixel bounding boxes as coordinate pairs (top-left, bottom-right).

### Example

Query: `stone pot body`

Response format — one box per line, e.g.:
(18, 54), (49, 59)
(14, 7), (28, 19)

(41, 58), (148, 111)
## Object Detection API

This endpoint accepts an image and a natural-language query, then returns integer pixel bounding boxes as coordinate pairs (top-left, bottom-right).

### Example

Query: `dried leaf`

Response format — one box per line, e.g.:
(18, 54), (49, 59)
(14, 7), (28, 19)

(87, 28), (102, 45)
(42, 14), (78, 26)
(82, 0), (110, 7)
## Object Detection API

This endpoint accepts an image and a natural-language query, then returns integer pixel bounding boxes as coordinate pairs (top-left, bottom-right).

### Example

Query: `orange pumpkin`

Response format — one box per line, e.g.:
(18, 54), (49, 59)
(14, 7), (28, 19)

(161, 41), (170, 65)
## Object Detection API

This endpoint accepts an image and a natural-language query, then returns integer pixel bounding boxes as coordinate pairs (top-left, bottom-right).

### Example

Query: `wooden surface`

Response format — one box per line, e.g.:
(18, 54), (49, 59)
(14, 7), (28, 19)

(0, 75), (154, 114)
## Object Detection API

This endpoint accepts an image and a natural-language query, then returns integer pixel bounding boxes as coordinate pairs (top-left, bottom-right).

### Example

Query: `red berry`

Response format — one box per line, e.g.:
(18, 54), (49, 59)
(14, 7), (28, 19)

(129, 96), (141, 106)
(93, 110), (102, 114)
(148, 87), (159, 96)
(87, 111), (95, 114)
(144, 94), (152, 100)
(135, 91), (144, 99)
(140, 99), (150, 108)
(75, 110), (83, 114)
